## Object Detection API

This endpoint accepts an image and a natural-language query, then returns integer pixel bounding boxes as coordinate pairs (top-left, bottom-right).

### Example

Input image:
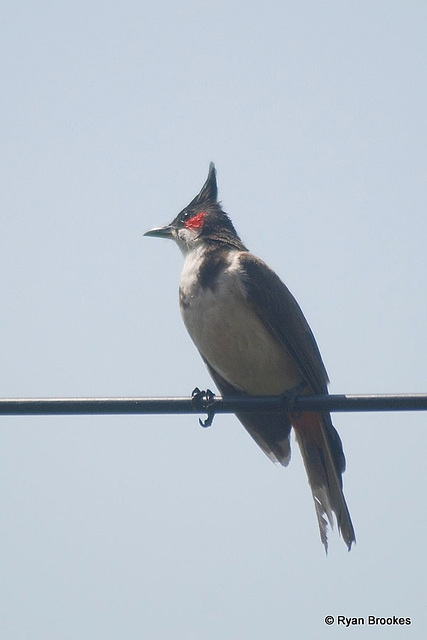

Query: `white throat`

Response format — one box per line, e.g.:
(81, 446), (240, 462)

(179, 242), (209, 296)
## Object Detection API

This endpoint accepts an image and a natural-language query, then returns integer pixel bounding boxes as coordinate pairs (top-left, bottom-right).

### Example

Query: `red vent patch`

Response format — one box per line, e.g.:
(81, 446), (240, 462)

(184, 211), (206, 230)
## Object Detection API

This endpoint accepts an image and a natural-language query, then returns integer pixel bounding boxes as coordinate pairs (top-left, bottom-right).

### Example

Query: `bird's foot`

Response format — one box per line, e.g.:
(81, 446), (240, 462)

(281, 382), (309, 416)
(191, 387), (216, 427)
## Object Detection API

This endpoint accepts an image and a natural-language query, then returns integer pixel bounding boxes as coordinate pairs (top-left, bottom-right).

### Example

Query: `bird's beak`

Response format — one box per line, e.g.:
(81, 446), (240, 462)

(143, 224), (174, 239)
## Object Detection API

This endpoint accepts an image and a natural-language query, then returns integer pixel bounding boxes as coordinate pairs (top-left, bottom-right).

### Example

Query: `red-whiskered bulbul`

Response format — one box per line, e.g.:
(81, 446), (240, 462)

(144, 163), (355, 551)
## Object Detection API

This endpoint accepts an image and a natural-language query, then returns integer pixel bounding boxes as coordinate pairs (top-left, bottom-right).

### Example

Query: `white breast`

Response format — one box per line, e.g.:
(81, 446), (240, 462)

(180, 250), (303, 395)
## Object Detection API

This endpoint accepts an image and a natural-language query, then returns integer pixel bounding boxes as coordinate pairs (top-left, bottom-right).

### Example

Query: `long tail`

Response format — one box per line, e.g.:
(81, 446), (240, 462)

(292, 411), (355, 552)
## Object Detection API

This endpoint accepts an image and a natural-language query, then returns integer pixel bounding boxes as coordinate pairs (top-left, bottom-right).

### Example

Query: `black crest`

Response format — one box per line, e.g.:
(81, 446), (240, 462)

(172, 163), (247, 251)
(188, 162), (218, 208)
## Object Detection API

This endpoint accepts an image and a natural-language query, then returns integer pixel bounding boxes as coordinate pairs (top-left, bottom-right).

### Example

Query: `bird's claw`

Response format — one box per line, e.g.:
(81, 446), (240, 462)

(191, 387), (216, 427)
(281, 382), (308, 416)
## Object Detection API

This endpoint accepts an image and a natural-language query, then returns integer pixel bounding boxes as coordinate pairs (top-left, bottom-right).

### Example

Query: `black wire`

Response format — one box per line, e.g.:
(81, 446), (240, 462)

(0, 392), (426, 416)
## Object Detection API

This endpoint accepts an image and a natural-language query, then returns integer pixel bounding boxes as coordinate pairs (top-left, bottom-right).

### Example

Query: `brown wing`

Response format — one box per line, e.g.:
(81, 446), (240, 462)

(239, 252), (346, 475)
(238, 252), (329, 395)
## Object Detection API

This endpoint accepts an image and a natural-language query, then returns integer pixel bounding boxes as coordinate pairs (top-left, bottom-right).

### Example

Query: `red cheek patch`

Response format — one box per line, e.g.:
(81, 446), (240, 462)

(184, 211), (206, 230)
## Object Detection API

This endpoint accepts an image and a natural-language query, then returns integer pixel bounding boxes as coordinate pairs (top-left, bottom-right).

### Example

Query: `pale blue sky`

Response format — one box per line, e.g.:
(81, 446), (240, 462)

(1, 1), (426, 638)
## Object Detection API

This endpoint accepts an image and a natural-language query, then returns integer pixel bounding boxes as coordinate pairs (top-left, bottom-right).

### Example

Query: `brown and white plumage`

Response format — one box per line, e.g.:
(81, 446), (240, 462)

(145, 163), (355, 551)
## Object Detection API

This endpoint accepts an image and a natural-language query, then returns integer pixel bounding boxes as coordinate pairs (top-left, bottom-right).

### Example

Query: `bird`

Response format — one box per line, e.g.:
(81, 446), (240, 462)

(144, 163), (355, 551)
